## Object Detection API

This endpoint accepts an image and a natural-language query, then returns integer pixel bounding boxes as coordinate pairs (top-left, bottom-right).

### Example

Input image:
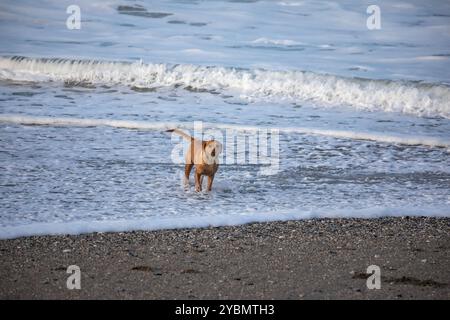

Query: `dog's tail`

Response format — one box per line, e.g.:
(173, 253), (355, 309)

(166, 128), (193, 141)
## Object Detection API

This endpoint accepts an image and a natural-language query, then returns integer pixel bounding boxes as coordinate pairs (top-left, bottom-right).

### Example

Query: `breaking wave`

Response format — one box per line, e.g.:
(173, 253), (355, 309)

(1, 56), (450, 119)
(1, 114), (448, 148)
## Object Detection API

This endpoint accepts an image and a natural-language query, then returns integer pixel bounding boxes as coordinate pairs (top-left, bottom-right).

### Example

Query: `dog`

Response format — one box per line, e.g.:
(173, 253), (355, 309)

(167, 129), (222, 192)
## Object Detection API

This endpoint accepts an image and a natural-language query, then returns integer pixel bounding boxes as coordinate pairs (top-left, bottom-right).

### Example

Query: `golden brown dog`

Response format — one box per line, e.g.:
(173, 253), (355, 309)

(167, 129), (222, 192)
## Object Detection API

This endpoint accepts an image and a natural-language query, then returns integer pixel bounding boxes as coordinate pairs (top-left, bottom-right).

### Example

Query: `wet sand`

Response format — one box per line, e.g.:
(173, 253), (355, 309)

(0, 217), (449, 299)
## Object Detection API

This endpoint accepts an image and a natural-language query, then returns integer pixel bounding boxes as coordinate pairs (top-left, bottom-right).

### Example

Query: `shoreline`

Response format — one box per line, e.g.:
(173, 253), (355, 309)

(0, 217), (449, 299)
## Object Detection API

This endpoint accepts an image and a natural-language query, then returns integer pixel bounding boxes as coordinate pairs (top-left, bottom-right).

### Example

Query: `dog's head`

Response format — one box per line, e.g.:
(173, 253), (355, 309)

(203, 140), (223, 165)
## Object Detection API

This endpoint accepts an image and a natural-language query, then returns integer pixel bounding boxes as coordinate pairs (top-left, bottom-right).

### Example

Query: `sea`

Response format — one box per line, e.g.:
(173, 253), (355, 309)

(0, 0), (449, 239)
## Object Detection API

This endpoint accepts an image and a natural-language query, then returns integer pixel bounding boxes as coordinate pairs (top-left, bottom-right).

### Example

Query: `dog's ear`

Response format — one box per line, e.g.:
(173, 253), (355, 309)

(215, 141), (222, 153)
(202, 141), (208, 150)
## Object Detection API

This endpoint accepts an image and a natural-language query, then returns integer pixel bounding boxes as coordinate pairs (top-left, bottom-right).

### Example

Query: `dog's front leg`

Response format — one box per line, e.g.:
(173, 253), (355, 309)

(184, 164), (193, 187)
(195, 172), (202, 192)
(207, 175), (215, 192)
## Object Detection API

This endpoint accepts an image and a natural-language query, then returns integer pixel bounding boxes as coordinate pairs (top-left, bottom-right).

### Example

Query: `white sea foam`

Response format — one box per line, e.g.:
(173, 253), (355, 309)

(277, 1), (304, 7)
(1, 56), (449, 119)
(1, 114), (448, 148)
(1, 205), (448, 239)
(251, 37), (304, 46)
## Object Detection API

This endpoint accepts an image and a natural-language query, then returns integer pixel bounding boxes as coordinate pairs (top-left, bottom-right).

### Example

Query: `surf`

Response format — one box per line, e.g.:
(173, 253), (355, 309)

(1, 114), (448, 148)
(1, 56), (449, 119)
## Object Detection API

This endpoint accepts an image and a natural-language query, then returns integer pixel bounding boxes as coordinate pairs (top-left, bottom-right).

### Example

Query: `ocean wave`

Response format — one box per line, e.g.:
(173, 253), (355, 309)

(1, 114), (448, 148)
(1, 56), (450, 119)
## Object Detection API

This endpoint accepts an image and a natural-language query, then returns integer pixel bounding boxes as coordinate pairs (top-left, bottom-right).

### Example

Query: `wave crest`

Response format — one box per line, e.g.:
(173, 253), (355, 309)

(1, 56), (449, 119)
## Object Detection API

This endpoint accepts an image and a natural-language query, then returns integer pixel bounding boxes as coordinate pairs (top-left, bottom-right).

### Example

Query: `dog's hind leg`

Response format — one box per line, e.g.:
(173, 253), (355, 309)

(184, 164), (193, 187)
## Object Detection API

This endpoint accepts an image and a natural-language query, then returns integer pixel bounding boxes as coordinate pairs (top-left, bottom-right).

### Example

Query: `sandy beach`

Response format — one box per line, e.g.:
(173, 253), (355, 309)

(0, 217), (449, 300)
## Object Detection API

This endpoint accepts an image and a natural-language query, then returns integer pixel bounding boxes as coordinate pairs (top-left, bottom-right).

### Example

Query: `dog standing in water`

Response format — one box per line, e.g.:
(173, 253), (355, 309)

(167, 129), (222, 192)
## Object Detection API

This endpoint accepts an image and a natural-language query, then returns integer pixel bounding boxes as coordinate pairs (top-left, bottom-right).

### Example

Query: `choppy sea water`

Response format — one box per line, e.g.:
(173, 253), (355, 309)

(0, 0), (449, 239)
